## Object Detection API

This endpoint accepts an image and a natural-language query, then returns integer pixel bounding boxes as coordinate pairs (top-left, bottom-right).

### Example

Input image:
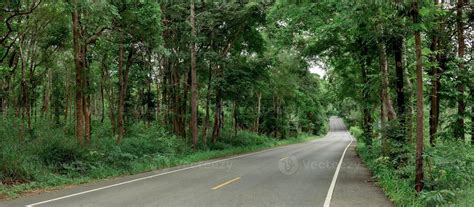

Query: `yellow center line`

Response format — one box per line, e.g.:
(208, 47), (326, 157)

(280, 156), (289, 161)
(211, 177), (241, 190)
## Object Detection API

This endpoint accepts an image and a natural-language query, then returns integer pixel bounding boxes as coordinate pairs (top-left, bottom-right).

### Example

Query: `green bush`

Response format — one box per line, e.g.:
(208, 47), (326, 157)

(349, 126), (363, 140)
(209, 141), (233, 150)
(421, 140), (474, 205)
(0, 145), (40, 184)
(36, 136), (89, 175)
(357, 136), (474, 206)
(221, 130), (274, 147)
(0, 117), (317, 198)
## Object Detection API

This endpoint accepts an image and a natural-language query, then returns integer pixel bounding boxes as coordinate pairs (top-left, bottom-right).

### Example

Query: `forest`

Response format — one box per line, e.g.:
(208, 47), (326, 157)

(0, 0), (473, 206)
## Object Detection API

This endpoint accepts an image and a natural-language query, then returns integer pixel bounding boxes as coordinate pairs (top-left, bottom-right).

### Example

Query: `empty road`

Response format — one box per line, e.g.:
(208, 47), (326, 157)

(1, 117), (392, 207)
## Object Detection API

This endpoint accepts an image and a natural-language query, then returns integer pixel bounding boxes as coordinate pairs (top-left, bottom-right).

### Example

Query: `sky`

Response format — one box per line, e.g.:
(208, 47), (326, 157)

(309, 65), (326, 77)
(308, 59), (326, 77)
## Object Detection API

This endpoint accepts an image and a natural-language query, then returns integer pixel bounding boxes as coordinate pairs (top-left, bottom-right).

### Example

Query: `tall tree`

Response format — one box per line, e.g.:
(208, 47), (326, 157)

(190, 0), (198, 149)
(455, 0), (465, 140)
(412, 0), (424, 193)
(70, 0), (112, 145)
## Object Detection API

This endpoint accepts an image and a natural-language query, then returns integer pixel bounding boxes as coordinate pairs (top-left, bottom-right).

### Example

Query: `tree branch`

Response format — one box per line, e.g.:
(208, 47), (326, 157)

(87, 27), (110, 44)
(0, 0), (42, 44)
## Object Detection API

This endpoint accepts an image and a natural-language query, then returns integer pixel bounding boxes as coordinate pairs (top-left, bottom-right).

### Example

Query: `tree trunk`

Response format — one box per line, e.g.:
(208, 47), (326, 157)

(212, 65), (223, 143)
(455, 0), (465, 140)
(201, 64), (212, 144)
(413, 0), (424, 192)
(117, 40), (125, 143)
(100, 63), (106, 123)
(190, 0), (198, 149)
(255, 92), (262, 133)
(429, 28), (441, 146)
(84, 93), (91, 144)
(379, 42), (396, 155)
(471, 89), (474, 145)
(117, 43), (134, 144)
(403, 43), (415, 143)
(361, 64), (373, 145)
(71, 2), (85, 145)
(102, 59), (117, 134)
(379, 42), (397, 121)
(18, 37), (29, 141)
(212, 91), (222, 143)
(394, 37), (406, 142)
(233, 100), (238, 136)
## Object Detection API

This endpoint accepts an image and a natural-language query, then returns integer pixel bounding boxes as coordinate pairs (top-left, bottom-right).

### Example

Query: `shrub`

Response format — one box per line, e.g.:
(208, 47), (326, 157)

(221, 130), (274, 147)
(209, 141), (233, 150)
(0, 145), (40, 185)
(349, 126), (363, 140)
(36, 136), (89, 175)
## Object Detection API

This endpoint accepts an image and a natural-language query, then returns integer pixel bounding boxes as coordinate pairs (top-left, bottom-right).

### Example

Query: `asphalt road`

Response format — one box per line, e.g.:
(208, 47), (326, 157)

(1, 117), (392, 207)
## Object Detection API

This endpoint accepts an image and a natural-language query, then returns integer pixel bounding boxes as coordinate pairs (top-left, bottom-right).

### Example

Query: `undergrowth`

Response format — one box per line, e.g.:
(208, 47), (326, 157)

(0, 117), (319, 199)
(351, 126), (474, 207)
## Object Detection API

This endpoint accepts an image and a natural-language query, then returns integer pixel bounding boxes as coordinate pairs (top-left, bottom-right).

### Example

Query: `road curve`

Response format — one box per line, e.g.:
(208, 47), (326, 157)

(1, 117), (390, 207)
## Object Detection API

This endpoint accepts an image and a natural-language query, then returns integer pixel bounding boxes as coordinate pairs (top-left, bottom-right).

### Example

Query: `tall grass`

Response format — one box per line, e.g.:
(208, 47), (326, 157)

(0, 117), (320, 199)
(351, 126), (474, 206)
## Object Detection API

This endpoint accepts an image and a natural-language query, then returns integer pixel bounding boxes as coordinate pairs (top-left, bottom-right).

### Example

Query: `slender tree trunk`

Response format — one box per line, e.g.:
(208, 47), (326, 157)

(18, 37), (28, 141)
(190, 0), (198, 149)
(103, 60), (117, 134)
(64, 71), (70, 126)
(455, 0), (465, 140)
(202, 64), (212, 144)
(255, 92), (262, 133)
(233, 100), (238, 136)
(117, 43), (133, 144)
(100, 63), (106, 123)
(273, 95), (280, 138)
(84, 93), (91, 144)
(429, 23), (441, 146)
(212, 92), (222, 143)
(212, 65), (223, 143)
(379, 42), (397, 121)
(471, 89), (474, 145)
(183, 69), (190, 139)
(403, 41), (415, 143)
(71, 0), (86, 145)
(155, 72), (161, 123)
(394, 37), (406, 142)
(361, 63), (373, 145)
(379, 42), (396, 154)
(413, 0), (424, 192)
(117, 40), (125, 143)
(471, 37), (474, 145)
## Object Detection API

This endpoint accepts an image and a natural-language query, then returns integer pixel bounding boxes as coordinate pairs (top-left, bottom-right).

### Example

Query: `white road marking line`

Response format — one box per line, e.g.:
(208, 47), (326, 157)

(323, 130), (354, 207)
(25, 139), (316, 207)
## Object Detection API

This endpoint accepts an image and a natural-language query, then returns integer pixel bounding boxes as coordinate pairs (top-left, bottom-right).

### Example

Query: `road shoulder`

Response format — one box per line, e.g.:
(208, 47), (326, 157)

(331, 143), (393, 207)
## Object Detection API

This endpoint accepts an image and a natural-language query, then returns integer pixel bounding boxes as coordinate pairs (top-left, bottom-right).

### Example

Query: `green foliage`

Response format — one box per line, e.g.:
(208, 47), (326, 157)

(221, 130), (276, 147)
(357, 142), (423, 207)
(37, 137), (88, 175)
(421, 141), (474, 205)
(356, 137), (474, 206)
(0, 115), (320, 198)
(349, 126), (363, 140)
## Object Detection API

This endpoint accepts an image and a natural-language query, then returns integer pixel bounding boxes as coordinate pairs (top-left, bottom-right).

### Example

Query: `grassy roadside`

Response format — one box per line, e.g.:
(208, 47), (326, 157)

(0, 133), (321, 200)
(355, 141), (424, 206)
(350, 126), (474, 207)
